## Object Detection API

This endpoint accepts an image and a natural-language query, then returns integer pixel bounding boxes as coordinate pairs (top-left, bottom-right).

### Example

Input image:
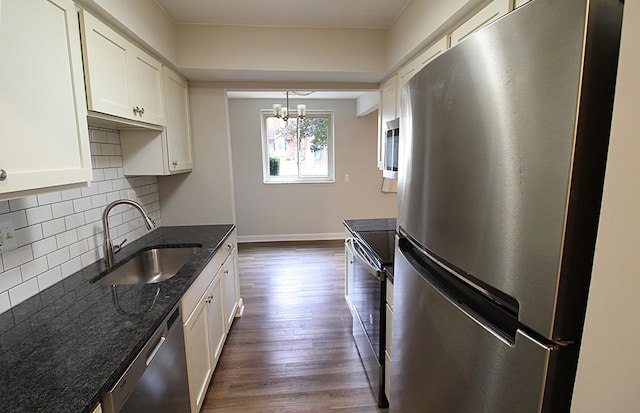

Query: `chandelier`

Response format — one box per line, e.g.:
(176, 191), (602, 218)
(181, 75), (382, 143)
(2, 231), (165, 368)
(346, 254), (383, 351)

(272, 91), (311, 121)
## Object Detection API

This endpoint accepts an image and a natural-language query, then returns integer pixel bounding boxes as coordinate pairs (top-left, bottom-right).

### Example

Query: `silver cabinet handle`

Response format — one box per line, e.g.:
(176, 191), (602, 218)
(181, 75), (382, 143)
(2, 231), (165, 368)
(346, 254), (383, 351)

(172, 161), (178, 167)
(0, 169), (7, 181)
(140, 107), (145, 115)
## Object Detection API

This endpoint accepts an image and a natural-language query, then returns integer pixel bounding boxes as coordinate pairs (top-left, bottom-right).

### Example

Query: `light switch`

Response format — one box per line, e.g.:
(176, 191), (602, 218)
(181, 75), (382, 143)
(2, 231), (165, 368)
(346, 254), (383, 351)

(345, 174), (350, 182)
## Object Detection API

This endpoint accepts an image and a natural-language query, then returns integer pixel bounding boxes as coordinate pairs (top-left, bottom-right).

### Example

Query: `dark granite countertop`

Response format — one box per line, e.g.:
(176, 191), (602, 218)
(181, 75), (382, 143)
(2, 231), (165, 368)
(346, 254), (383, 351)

(343, 218), (396, 233)
(343, 218), (397, 281)
(0, 225), (234, 413)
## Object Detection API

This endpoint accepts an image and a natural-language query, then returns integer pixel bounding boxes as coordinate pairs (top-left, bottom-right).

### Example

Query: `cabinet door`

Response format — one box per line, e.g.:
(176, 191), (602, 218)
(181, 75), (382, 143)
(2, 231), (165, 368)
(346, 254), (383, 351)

(222, 251), (238, 332)
(131, 49), (165, 125)
(396, 36), (448, 111)
(163, 67), (193, 172)
(449, 0), (512, 46)
(79, 11), (134, 120)
(207, 275), (226, 368)
(183, 297), (213, 413)
(0, 0), (92, 200)
(378, 75), (398, 169)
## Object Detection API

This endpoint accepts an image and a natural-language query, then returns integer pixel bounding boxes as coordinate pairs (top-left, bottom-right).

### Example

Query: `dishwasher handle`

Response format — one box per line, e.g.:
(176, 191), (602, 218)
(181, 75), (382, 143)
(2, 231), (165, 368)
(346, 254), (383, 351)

(146, 335), (166, 366)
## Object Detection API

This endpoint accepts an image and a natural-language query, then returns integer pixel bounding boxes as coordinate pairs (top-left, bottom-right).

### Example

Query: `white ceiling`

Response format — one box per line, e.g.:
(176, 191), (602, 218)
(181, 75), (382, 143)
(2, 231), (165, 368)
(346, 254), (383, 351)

(226, 90), (376, 100)
(154, 0), (411, 29)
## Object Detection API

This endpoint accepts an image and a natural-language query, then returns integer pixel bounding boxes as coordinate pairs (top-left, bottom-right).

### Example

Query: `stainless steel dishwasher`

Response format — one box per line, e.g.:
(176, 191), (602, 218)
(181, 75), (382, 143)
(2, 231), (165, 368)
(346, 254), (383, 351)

(102, 303), (191, 413)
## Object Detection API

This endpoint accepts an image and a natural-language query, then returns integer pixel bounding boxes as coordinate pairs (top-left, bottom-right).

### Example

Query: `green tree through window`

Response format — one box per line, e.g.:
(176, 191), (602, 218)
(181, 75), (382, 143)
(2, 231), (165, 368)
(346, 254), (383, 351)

(261, 110), (334, 183)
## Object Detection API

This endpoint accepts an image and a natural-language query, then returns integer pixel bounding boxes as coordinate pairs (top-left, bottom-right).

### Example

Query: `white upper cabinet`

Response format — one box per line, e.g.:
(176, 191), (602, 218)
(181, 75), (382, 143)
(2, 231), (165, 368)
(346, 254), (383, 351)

(0, 0), (92, 201)
(79, 10), (165, 126)
(119, 67), (194, 176)
(396, 36), (448, 111)
(449, 0), (512, 46)
(163, 67), (194, 173)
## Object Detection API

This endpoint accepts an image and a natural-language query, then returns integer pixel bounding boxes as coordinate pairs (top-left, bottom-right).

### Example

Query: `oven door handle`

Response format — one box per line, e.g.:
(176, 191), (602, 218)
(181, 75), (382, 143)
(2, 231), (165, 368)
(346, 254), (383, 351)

(345, 237), (385, 282)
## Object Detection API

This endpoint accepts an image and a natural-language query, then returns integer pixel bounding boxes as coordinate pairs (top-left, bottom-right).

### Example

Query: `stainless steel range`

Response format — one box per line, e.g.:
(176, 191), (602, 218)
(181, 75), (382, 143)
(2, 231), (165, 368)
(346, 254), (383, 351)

(344, 222), (395, 408)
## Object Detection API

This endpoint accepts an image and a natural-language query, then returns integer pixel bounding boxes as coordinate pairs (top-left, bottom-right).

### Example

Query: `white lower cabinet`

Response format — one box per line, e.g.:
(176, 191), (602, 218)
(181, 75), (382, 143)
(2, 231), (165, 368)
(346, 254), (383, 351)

(207, 275), (226, 368)
(222, 250), (239, 332)
(181, 229), (240, 413)
(184, 292), (214, 413)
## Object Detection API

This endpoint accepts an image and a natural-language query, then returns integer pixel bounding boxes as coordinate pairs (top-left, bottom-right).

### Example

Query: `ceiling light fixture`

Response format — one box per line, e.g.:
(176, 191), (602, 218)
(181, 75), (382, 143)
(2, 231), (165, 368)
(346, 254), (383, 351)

(273, 91), (308, 121)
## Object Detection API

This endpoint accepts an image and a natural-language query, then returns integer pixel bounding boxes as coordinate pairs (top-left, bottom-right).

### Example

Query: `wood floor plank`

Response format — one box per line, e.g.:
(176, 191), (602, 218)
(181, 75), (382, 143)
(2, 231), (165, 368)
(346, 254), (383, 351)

(201, 241), (387, 412)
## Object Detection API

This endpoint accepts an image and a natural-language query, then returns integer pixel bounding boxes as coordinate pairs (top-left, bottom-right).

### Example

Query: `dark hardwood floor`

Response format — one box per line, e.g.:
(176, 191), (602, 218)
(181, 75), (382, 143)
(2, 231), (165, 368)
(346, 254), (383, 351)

(202, 241), (387, 413)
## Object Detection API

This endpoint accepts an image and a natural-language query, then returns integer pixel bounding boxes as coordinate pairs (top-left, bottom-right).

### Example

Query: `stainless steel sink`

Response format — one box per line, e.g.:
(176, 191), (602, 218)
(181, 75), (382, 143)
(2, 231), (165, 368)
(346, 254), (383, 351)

(98, 246), (201, 285)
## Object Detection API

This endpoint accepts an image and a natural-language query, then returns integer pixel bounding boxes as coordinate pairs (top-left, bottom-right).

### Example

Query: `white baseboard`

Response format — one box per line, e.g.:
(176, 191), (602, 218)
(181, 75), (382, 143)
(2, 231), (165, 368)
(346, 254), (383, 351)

(237, 232), (344, 243)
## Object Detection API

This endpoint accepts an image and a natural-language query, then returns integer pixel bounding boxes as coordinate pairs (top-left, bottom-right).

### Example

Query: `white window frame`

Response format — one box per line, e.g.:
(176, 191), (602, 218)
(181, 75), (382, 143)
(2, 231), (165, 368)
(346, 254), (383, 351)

(260, 109), (335, 184)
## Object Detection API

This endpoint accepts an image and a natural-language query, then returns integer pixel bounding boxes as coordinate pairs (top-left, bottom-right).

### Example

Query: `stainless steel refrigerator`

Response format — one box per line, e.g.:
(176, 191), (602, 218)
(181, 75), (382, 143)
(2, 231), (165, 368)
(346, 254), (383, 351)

(391, 0), (624, 411)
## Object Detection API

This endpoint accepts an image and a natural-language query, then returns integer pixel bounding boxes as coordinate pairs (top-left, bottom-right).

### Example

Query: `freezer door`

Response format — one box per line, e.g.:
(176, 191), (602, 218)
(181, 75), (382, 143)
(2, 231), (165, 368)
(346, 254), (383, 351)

(390, 241), (578, 412)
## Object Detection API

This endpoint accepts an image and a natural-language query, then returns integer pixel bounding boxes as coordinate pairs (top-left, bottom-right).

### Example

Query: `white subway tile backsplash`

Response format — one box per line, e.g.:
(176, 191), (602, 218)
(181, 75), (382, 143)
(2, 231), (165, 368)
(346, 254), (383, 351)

(61, 257), (82, 279)
(2, 246), (34, 270)
(0, 293), (10, 314)
(20, 257), (48, 281)
(0, 128), (161, 311)
(69, 239), (89, 259)
(15, 225), (44, 248)
(42, 218), (66, 238)
(106, 131), (119, 144)
(93, 169), (105, 181)
(98, 181), (113, 194)
(0, 267), (22, 292)
(37, 191), (62, 206)
(64, 213), (86, 230)
(52, 200), (74, 218)
(61, 188), (82, 201)
(109, 157), (123, 167)
(81, 249), (100, 268)
(73, 197), (93, 213)
(104, 168), (119, 180)
(91, 129), (108, 143)
(4, 210), (28, 229)
(47, 247), (70, 268)
(9, 196), (38, 211)
(81, 184), (99, 198)
(91, 194), (108, 209)
(32, 237), (57, 258)
(26, 205), (53, 225)
(8, 277), (39, 306)
(56, 229), (78, 249)
(37, 267), (62, 290)
(83, 208), (102, 226)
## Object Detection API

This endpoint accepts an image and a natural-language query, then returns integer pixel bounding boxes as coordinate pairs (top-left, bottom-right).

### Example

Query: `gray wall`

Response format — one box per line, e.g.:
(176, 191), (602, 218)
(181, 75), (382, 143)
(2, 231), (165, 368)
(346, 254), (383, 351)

(228, 98), (396, 242)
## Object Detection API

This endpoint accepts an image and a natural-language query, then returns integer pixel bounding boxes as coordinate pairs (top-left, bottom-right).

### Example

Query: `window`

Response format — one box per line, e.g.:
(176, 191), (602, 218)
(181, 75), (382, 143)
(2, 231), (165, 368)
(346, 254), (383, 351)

(261, 110), (334, 183)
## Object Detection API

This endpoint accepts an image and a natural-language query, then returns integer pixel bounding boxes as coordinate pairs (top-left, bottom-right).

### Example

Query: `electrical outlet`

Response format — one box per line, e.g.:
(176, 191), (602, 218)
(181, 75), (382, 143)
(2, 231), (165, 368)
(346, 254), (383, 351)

(0, 220), (18, 254)
(345, 174), (350, 182)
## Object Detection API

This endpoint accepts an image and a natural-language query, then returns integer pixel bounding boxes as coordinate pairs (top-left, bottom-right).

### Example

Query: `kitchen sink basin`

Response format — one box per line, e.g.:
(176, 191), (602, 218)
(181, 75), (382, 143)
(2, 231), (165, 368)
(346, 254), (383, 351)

(98, 245), (202, 285)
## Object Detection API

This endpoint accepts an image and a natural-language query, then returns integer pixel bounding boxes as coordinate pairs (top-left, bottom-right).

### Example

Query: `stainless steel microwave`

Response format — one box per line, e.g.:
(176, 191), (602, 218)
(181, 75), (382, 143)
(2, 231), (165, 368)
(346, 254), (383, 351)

(383, 118), (399, 179)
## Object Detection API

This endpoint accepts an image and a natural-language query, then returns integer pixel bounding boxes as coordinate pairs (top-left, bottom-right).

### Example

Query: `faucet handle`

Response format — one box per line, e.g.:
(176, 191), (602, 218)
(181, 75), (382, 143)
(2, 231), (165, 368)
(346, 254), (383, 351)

(114, 238), (128, 255)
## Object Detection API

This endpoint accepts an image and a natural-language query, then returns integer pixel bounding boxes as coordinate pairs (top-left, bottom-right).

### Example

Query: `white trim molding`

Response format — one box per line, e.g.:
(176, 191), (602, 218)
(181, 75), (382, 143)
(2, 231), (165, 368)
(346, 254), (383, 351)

(237, 232), (344, 243)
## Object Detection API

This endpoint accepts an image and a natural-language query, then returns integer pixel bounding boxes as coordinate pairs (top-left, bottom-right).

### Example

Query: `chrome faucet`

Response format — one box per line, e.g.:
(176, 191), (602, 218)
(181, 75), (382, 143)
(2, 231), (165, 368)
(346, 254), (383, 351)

(102, 199), (156, 268)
